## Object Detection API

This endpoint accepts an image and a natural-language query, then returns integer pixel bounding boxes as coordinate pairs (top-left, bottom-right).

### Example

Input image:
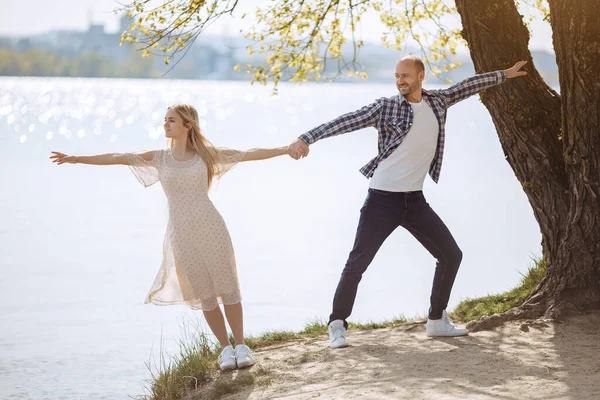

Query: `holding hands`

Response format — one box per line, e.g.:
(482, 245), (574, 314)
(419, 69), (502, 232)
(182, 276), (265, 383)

(287, 138), (309, 160)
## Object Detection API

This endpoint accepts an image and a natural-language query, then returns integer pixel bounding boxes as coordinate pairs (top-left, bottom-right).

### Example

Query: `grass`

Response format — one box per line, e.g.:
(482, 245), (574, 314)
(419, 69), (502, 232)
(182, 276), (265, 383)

(451, 257), (547, 322)
(139, 258), (547, 400)
(243, 316), (408, 349)
(138, 319), (219, 400)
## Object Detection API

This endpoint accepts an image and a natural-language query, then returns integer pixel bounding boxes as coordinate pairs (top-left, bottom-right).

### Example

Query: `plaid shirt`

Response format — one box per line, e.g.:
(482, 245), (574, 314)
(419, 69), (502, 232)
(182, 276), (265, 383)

(300, 70), (506, 182)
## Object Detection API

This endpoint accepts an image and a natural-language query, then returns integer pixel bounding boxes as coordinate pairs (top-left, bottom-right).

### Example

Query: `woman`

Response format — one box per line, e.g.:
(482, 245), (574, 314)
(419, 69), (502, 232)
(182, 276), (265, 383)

(50, 104), (290, 371)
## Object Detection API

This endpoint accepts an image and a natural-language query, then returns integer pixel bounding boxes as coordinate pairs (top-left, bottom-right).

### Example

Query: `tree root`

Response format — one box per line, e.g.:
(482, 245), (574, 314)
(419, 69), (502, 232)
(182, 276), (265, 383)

(466, 303), (547, 332)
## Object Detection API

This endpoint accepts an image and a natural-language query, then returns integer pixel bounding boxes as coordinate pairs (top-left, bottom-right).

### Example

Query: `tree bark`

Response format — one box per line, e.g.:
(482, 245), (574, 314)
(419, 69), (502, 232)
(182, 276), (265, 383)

(454, 0), (600, 329)
(543, 0), (600, 316)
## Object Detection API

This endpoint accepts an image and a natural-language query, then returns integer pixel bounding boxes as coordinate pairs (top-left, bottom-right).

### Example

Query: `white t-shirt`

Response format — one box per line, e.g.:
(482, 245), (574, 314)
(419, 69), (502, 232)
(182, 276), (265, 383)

(369, 100), (439, 192)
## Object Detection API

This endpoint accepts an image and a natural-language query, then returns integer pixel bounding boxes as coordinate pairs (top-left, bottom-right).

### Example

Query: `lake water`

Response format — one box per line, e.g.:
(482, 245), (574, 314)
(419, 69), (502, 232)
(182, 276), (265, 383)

(0, 77), (541, 399)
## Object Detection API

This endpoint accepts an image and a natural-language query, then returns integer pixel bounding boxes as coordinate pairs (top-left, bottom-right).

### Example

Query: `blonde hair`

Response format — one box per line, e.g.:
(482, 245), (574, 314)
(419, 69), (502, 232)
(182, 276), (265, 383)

(167, 104), (219, 189)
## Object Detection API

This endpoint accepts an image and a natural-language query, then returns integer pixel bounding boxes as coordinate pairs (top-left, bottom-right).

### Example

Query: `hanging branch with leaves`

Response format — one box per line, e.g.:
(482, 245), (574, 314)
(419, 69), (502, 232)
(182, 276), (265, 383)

(117, 0), (549, 88)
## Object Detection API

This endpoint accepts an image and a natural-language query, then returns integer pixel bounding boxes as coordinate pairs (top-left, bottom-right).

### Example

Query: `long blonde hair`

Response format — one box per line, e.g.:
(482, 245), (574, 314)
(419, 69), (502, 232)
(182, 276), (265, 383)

(167, 104), (218, 188)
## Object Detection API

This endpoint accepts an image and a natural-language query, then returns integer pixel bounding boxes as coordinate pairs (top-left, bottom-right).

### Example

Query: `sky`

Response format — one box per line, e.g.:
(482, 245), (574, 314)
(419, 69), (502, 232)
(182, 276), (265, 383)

(0, 0), (553, 52)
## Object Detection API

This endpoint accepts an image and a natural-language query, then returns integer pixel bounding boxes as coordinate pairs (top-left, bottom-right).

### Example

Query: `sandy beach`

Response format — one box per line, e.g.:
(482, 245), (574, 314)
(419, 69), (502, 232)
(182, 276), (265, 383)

(197, 312), (600, 400)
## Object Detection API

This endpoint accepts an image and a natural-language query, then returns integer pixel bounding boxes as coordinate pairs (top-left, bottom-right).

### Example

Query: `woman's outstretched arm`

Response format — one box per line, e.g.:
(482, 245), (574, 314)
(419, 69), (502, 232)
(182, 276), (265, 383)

(50, 150), (156, 166)
(220, 146), (289, 162)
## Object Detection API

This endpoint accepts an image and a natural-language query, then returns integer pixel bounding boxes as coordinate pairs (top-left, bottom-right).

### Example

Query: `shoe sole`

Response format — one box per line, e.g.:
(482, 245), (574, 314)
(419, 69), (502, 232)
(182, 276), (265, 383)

(426, 332), (469, 337)
(237, 360), (256, 369)
(220, 363), (237, 371)
(329, 342), (349, 349)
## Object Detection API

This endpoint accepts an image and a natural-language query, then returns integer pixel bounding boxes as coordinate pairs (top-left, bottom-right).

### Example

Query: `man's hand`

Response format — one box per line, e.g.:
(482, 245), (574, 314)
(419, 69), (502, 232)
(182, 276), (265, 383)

(504, 61), (528, 79)
(288, 138), (309, 160)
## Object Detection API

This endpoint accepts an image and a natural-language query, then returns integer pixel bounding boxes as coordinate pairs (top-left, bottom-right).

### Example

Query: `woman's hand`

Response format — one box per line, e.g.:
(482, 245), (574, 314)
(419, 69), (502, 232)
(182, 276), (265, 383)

(50, 151), (78, 165)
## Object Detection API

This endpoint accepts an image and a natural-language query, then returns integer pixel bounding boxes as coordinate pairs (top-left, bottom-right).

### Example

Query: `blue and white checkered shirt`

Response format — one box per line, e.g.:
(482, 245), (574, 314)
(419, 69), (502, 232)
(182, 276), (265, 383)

(299, 70), (507, 182)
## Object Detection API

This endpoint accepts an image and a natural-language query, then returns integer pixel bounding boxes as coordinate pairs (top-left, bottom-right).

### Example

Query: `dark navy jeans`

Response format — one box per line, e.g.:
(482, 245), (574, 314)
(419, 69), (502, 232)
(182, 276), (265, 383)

(329, 189), (463, 328)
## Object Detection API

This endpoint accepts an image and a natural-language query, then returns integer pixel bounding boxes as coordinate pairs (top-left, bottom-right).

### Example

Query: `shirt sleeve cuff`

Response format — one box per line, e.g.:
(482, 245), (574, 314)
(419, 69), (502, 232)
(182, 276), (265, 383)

(299, 133), (314, 145)
(497, 70), (507, 84)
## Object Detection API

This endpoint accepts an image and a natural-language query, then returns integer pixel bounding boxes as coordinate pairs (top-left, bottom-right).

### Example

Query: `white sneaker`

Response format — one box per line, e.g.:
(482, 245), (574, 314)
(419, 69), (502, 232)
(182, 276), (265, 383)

(426, 311), (468, 337)
(442, 310), (460, 327)
(218, 345), (237, 370)
(235, 344), (256, 369)
(328, 320), (348, 348)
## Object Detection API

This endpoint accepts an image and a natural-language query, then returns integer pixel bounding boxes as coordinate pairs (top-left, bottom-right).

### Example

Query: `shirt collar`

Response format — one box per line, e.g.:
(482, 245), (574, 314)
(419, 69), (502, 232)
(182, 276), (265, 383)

(397, 88), (432, 105)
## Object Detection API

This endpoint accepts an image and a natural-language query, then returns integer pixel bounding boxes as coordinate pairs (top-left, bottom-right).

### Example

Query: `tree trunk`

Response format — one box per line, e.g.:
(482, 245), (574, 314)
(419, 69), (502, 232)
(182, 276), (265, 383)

(543, 0), (600, 315)
(453, 0), (600, 329)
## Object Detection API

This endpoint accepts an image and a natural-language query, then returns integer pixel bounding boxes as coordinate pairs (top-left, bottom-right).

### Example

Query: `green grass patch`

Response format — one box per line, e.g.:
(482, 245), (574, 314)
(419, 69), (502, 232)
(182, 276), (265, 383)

(243, 316), (409, 350)
(243, 318), (327, 349)
(451, 257), (547, 322)
(139, 319), (220, 400)
(349, 316), (408, 330)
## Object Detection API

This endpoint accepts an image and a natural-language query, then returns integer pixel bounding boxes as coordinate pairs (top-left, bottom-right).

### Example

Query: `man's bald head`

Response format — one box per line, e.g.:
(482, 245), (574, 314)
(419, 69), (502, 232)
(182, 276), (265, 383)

(395, 55), (425, 99)
(398, 55), (425, 73)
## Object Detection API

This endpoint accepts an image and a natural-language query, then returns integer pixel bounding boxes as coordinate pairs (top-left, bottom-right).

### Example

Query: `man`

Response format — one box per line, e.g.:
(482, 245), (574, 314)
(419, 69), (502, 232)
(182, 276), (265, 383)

(289, 56), (528, 348)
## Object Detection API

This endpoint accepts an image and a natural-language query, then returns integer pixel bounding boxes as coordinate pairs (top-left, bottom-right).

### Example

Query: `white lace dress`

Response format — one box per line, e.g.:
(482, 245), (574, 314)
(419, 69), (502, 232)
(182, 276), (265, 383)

(127, 148), (244, 311)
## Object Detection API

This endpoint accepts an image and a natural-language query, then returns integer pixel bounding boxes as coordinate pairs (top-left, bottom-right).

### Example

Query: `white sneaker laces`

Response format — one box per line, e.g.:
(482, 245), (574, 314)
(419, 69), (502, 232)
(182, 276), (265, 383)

(443, 313), (456, 327)
(219, 347), (234, 363)
(331, 327), (345, 341)
(236, 345), (254, 360)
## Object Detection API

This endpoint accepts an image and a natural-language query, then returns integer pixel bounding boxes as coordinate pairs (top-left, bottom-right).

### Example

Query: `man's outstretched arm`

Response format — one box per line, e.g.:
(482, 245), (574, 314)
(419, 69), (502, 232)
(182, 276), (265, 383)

(289, 99), (385, 159)
(436, 60), (528, 108)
